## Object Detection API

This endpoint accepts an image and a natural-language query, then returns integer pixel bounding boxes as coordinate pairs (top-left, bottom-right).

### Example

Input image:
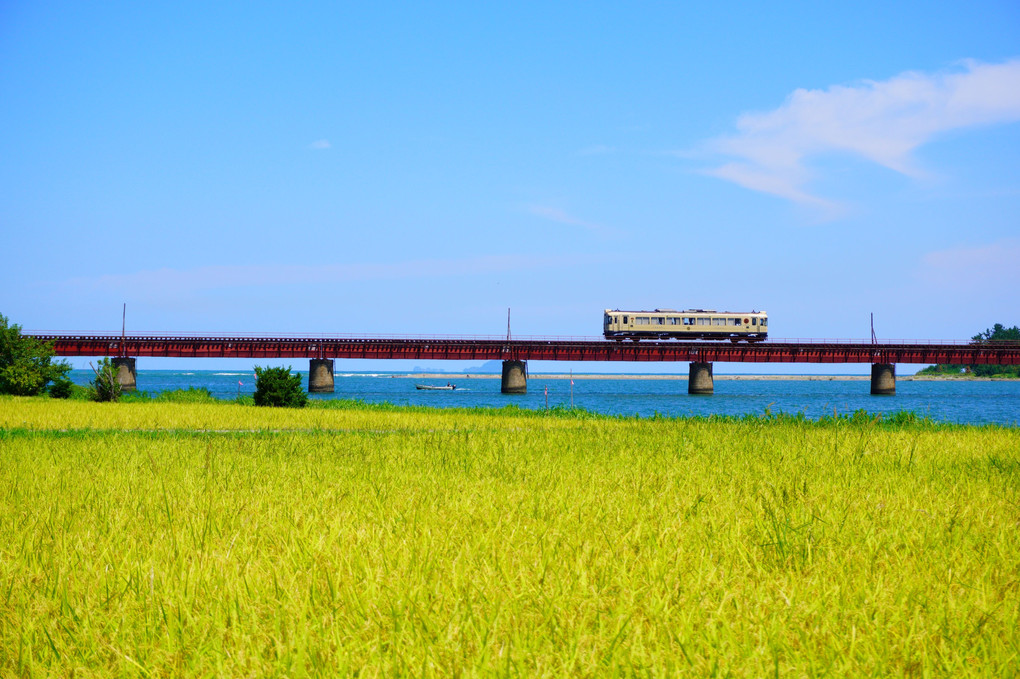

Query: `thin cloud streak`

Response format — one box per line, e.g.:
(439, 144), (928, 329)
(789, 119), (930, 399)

(918, 237), (1020, 289)
(577, 145), (616, 156)
(527, 205), (600, 230)
(703, 59), (1020, 214)
(526, 204), (622, 237)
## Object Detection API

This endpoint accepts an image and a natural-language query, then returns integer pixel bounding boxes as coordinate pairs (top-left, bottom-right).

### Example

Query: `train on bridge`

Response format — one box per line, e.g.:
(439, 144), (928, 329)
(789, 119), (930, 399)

(604, 309), (768, 342)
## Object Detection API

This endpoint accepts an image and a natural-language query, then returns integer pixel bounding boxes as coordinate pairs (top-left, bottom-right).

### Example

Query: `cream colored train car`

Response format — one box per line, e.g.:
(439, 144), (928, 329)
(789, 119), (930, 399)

(603, 309), (768, 341)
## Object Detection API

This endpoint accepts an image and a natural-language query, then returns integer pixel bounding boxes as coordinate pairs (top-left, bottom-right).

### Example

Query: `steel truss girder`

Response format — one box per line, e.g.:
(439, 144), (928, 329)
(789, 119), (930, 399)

(29, 335), (1020, 365)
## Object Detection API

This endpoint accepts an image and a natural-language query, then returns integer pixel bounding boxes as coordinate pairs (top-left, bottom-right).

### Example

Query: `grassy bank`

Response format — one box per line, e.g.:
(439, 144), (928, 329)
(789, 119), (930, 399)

(1, 398), (1017, 676)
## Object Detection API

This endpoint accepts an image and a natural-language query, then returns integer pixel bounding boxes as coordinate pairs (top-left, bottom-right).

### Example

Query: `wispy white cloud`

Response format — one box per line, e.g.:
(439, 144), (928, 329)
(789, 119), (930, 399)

(703, 59), (1020, 214)
(918, 237), (1020, 289)
(308, 139), (331, 150)
(526, 204), (621, 238)
(577, 144), (616, 156)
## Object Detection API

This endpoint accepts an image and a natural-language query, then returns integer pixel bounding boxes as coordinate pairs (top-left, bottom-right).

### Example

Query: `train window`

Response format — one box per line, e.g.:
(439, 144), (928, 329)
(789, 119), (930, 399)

(751, 318), (757, 325)
(655, 317), (665, 325)
(728, 318), (741, 326)
(761, 317), (768, 326)
(697, 318), (709, 325)
(683, 317), (694, 325)
(636, 317), (650, 325)
(712, 318), (725, 326)
(622, 316), (628, 324)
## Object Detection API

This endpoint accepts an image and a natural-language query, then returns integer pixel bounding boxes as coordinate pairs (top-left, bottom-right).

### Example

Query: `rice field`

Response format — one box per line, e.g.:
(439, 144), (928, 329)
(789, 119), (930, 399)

(1, 397), (1018, 676)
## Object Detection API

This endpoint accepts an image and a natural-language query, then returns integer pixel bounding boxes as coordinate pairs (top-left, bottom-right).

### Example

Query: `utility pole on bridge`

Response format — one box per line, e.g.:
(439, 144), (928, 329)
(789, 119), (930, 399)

(501, 307), (527, 394)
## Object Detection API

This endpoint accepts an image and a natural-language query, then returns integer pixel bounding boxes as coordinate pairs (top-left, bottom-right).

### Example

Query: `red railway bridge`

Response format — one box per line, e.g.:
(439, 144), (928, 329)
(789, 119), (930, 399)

(28, 333), (1020, 396)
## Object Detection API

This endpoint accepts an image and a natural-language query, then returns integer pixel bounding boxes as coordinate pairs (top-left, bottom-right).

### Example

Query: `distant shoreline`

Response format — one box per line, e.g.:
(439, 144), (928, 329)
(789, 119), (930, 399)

(402, 373), (1010, 382)
(66, 368), (1012, 382)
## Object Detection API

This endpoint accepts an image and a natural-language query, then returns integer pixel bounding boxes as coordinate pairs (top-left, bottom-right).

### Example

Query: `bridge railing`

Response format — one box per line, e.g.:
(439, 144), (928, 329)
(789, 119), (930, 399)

(27, 331), (533, 342)
(24, 331), (1020, 347)
(757, 338), (1020, 347)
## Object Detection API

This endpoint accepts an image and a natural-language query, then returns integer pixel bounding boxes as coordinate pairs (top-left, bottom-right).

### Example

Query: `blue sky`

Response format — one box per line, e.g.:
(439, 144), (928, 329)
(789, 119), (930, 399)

(2, 1), (1018, 374)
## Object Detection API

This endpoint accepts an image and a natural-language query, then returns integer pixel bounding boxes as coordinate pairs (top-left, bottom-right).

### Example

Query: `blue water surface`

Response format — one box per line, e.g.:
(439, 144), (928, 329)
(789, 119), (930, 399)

(66, 370), (1020, 426)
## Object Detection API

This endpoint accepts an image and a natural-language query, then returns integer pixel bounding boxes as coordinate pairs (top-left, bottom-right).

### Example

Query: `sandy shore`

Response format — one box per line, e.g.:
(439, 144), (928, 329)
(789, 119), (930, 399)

(399, 373), (1002, 382)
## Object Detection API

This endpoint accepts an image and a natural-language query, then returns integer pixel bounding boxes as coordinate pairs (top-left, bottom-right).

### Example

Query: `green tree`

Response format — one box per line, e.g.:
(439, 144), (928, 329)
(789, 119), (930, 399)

(969, 324), (1020, 377)
(90, 357), (122, 402)
(0, 313), (71, 395)
(972, 323), (1020, 343)
(253, 366), (307, 408)
(919, 323), (1020, 377)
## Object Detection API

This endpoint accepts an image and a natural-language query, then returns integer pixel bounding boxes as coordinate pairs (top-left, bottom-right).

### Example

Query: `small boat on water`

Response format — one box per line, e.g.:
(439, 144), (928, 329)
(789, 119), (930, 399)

(416, 384), (457, 391)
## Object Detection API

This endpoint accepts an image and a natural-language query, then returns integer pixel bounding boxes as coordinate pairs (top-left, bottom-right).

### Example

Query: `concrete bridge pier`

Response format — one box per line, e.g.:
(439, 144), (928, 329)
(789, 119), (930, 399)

(112, 357), (137, 391)
(501, 360), (527, 394)
(871, 363), (896, 395)
(688, 361), (714, 395)
(309, 358), (335, 393)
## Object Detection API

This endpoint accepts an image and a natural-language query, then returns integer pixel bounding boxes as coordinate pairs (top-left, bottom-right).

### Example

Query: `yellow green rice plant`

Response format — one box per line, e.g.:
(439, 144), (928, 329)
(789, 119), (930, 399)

(1, 397), (1017, 676)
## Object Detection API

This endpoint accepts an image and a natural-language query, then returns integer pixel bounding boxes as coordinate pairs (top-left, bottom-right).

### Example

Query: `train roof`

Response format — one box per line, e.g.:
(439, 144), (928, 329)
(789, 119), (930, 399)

(605, 308), (767, 315)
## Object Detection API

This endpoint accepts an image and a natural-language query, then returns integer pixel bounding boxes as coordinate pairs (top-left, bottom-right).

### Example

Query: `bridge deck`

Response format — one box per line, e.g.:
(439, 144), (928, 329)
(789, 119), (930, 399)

(28, 334), (1020, 365)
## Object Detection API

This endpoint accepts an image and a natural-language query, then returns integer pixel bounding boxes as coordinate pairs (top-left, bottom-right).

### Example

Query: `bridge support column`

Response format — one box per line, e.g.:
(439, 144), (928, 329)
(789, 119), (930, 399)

(871, 363), (895, 395)
(501, 360), (527, 394)
(688, 361), (714, 395)
(112, 357), (137, 391)
(308, 359), (335, 393)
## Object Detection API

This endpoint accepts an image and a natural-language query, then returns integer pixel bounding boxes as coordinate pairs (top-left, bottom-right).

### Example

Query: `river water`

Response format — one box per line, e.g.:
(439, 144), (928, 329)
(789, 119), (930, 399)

(66, 370), (1020, 426)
